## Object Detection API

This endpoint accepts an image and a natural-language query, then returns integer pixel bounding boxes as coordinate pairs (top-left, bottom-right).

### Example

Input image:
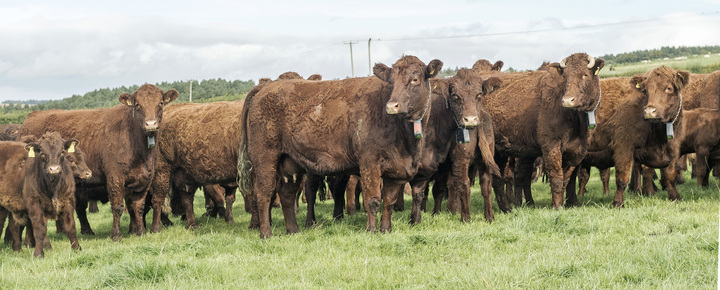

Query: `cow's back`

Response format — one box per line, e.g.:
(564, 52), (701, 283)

(158, 101), (244, 184)
(684, 72), (720, 110)
(247, 77), (394, 175)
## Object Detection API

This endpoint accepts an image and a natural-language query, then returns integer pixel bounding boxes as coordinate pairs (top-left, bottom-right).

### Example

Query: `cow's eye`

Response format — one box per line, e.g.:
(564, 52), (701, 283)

(665, 86), (674, 94)
(411, 77), (419, 84)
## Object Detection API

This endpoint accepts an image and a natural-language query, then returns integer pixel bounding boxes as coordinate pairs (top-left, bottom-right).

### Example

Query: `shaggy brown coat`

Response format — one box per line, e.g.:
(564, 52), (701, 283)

(238, 56), (442, 238)
(573, 66), (690, 206)
(0, 132), (79, 257)
(20, 84), (179, 241)
(477, 53), (604, 209)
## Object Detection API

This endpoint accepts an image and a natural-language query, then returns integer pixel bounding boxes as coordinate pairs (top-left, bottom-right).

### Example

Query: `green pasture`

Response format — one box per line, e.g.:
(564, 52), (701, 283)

(600, 53), (720, 78)
(0, 168), (717, 289)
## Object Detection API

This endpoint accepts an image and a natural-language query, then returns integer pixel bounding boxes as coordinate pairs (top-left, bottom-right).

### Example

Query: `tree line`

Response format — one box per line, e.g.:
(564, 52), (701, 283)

(599, 45), (720, 64)
(1, 78), (255, 124)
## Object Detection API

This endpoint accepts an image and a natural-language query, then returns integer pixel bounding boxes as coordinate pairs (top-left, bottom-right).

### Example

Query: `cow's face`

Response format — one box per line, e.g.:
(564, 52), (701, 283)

(375, 56), (443, 121)
(65, 141), (92, 180)
(118, 84), (179, 136)
(559, 53), (605, 111)
(446, 69), (501, 129)
(471, 59), (503, 72)
(632, 66), (690, 123)
(24, 132), (74, 183)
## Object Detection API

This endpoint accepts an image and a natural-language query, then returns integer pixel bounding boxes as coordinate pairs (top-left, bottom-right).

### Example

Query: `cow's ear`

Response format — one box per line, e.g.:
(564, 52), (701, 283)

(676, 70), (690, 88)
(433, 80), (448, 99)
(25, 143), (39, 158)
(373, 63), (392, 83)
(64, 139), (79, 153)
(492, 61), (504, 72)
(547, 62), (564, 74)
(163, 89), (179, 104)
(118, 93), (133, 106)
(482, 77), (502, 95)
(19, 135), (37, 143)
(630, 75), (645, 91)
(590, 58), (605, 76)
(425, 59), (443, 79)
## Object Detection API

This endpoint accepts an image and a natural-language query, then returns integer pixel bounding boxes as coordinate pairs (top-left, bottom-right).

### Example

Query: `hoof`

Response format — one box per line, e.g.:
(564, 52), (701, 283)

(81, 229), (95, 235)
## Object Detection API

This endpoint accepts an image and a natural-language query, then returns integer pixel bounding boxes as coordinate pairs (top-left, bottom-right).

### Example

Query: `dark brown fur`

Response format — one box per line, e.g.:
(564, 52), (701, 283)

(477, 53), (605, 209)
(0, 132), (79, 257)
(20, 84), (179, 241)
(573, 66), (690, 206)
(238, 56), (442, 238)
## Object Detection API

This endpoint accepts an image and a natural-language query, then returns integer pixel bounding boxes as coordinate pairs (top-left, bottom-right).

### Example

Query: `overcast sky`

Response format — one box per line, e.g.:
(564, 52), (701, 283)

(1, 0), (719, 101)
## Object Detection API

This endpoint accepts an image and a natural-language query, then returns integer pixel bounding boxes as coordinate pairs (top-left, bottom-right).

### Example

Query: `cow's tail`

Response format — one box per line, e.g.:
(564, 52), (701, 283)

(478, 130), (501, 178)
(237, 85), (261, 202)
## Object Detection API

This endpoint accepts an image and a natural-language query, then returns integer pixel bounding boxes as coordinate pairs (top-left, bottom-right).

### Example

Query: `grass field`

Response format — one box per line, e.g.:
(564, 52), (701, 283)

(600, 53), (720, 78)
(0, 168), (717, 288)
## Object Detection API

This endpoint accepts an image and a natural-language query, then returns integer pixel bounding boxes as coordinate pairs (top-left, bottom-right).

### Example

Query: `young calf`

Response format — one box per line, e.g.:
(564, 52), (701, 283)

(0, 132), (80, 257)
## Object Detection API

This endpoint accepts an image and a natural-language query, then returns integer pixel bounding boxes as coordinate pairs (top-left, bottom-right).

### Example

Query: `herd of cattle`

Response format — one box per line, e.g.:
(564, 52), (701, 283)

(0, 52), (718, 257)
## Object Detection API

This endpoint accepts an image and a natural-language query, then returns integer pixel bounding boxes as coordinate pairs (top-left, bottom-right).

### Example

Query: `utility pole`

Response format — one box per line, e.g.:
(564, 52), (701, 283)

(189, 80), (193, 103)
(368, 38), (372, 76)
(344, 41), (358, 77)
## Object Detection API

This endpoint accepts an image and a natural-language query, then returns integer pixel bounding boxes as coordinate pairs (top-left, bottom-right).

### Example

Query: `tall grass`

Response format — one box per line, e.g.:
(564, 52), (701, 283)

(0, 169), (716, 288)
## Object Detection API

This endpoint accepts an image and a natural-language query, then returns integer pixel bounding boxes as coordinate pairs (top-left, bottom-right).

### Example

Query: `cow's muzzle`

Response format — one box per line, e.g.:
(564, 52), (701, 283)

(386, 102), (401, 115)
(644, 106), (661, 121)
(562, 96), (580, 109)
(81, 170), (92, 180)
(145, 120), (159, 132)
(463, 115), (479, 129)
(47, 164), (62, 176)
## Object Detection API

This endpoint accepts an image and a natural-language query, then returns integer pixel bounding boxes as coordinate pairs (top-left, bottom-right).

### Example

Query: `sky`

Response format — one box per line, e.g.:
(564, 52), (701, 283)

(1, 0), (719, 101)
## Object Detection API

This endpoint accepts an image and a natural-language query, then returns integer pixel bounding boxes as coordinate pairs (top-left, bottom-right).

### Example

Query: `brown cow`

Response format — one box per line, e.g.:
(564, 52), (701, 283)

(238, 55), (443, 238)
(570, 66), (690, 206)
(406, 68), (501, 224)
(0, 124), (21, 141)
(477, 53), (604, 209)
(20, 84), (179, 241)
(669, 108), (720, 187)
(0, 132), (80, 257)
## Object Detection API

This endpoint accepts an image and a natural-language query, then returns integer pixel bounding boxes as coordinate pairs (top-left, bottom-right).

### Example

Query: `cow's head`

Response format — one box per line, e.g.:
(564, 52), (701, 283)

(118, 84), (178, 136)
(446, 69), (502, 129)
(632, 66), (690, 123)
(64, 140), (92, 180)
(557, 53), (605, 111)
(24, 132), (74, 184)
(374, 56), (443, 121)
(471, 59), (504, 72)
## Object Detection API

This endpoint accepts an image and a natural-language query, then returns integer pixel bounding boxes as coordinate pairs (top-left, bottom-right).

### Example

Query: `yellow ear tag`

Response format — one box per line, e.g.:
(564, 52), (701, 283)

(636, 83), (641, 89)
(433, 84), (437, 89)
(127, 100), (132, 106)
(595, 68), (600, 75)
(68, 142), (75, 153)
(28, 147), (35, 158)
(430, 70), (435, 75)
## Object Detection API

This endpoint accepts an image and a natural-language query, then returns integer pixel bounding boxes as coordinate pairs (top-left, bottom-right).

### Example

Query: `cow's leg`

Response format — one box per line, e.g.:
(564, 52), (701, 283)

(696, 147), (711, 188)
(640, 166), (656, 196)
(204, 185), (226, 218)
(600, 168), (611, 195)
(331, 175), (350, 220)
(178, 185), (199, 229)
(449, 158), (472, 223)
(303, 174), (320, 228)
(432, 172), (448, 215)
(55, 212), (65, 234)
(6, 215), (21, 252)
(612, 152), (634, 207)
(542, 145), (565, 209)
(409, 179), (430, 225)
(75, 190), (95, 235)
(514, 157), (535, 206)
(26, 204), (48, 258)
(345, 175), (358, 215)
(420, 180), (429, 212)
(577, 165), (590, 196)
(254, 160), (279, 238)
(24, 223), (34, 248)
(379, 179), (403, 233)
(480, 167), (495, 222)
(277, 175), (303, 234)
(149, 162), (171, 233)
(566, 167), (579, 207)
(88, 200), (99, 213)
(223, 186), (236, 223)
(675, 155), (687, 184)
(359, 164), (382, 233)
(60, 203), (81, 251)
(503, 158), (516, 206)
(628, 163), (642, 193)
(107, 177), (127, 242)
